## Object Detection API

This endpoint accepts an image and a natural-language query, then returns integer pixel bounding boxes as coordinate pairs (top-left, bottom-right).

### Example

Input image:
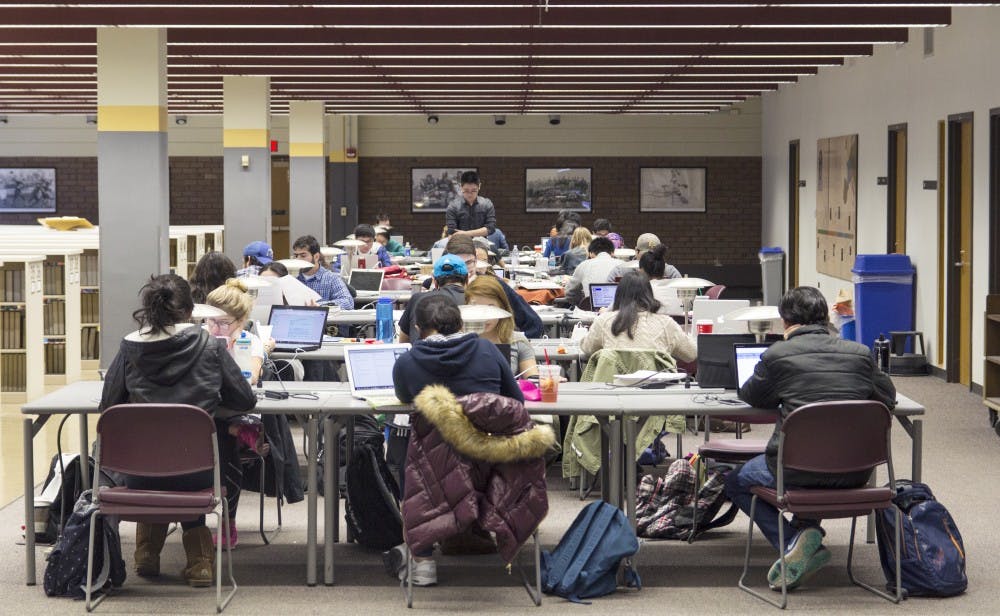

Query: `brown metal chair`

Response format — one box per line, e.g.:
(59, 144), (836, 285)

(737, 400), (902, 609)
(86, 404), (237, 613)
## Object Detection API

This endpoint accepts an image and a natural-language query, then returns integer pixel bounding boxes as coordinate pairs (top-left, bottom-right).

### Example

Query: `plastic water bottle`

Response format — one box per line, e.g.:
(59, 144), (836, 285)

(873, 333), (891, 373)
(233, 331), (254, 383)
(376, 297), (395, 342)
(548, 253), (557, 269)
(510, 245), (519, 281)
(403, 242), (411, 257)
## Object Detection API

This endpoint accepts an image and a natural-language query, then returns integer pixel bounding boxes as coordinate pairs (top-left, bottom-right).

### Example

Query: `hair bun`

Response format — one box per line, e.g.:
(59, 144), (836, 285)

(225, 278), (249, 293)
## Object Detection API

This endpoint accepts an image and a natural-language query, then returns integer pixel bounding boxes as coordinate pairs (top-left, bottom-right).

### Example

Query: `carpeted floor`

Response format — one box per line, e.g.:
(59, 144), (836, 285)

(1, 375), (997, 615)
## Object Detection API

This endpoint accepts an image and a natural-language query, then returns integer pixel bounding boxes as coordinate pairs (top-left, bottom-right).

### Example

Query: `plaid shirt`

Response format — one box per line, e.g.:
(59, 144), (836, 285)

(298, 265), (354, 309)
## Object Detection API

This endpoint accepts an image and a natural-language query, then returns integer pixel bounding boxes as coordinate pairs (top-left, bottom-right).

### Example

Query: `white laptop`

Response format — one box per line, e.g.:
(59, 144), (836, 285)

(390, 234), (405, 245)
(267, 305), (329, 352)
(350, 253), (379, 271)
(692, 298), (752, 334)
(343, 343), (411, 399)
(349, 268), (385, 293)
(734, 342), (772, 388)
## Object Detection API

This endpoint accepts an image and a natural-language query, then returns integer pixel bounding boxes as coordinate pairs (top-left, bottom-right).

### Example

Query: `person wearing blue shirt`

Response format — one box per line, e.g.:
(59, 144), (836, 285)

(292, 234), (353, 310)
(353, 224), (392, 267)
(486, 227), (509, 251)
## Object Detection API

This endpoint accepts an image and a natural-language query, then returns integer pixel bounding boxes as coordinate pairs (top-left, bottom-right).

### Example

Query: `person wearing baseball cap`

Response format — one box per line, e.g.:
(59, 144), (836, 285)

(237, 240), (273, 277)
(398, 254), (470, 343)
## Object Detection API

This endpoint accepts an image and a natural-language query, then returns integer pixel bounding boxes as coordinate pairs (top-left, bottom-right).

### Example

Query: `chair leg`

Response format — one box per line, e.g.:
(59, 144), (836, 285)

(405, 548), (414, 608)
(846, 513), (903, 604)
(517, 530), (543, 606)
(216, 502), (239, 613)
(254, 456), (281, 545)
(737, 495), (787, 609)
(84, 509), (110, 612)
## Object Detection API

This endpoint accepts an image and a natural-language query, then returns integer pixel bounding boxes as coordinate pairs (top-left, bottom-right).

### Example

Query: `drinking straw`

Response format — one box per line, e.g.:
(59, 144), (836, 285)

(544, 348), (551, 365)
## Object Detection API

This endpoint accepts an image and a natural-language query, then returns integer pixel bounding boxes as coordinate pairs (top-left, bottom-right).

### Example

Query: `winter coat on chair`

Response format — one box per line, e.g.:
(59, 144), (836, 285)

(402, 385), (556, 564)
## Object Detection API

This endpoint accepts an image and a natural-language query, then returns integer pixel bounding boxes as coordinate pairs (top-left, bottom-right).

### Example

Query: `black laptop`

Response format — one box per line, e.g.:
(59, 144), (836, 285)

(267, 305), (329, 352)
(695, 333), (756, 389)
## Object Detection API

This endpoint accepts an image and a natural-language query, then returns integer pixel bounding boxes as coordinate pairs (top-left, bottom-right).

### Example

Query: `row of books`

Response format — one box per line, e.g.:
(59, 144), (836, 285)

(80, 254), (99, 287)
(81, 290), (100, 324)
(82, 325), (100, 361)
(1, 308), (25, 349)
(43, 261), (66, 296)
(2, 267), (25, 303)
(1, 353), (27, 392)
(44, 340), (66, 375)
(43, 300), (66, 336)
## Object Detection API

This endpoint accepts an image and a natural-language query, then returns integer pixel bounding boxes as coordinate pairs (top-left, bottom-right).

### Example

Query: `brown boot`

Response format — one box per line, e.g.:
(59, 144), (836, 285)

(134, 522), (168, 577)
(181, 526), (215, 588)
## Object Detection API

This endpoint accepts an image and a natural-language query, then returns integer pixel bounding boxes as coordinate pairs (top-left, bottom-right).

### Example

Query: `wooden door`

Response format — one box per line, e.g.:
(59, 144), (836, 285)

(271, 159), (290, 260)
(947, 114), (974, 385)
(788, 140), (800, 287)
(887, 125), (907, 254)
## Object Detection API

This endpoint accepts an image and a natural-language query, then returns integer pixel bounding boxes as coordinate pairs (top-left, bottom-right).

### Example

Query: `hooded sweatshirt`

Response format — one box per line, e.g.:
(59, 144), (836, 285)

(392, 332), (523, 404)
(99, 323), (256, 415)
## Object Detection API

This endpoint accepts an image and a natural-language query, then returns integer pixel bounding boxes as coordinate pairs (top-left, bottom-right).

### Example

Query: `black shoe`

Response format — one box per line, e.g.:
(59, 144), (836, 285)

(382, 543), (407, 579)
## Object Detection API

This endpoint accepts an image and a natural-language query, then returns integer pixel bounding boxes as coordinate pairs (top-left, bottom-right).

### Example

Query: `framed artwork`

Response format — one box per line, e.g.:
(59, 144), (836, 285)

(0, 168), (56, 212)
(639, 167), (706, 212)
(815, 134), (858, 281)
(410, 167), (476, 213)
(525, 168), (592, 212)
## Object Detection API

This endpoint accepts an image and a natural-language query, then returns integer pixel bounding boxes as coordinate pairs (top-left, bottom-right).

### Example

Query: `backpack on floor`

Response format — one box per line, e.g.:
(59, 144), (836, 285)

(36, 453), (116, 544)
(344, 442), (404, 550)
(634, 457), (737, 540)
(43, 490), (126, 598)
(541, 501), (641, 603)
(875, 480), (967, 598)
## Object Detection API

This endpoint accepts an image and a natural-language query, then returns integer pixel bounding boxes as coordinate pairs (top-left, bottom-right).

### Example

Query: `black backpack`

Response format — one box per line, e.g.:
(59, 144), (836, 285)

(315, 415), (385, 497)
(43, 490), (126, 598)
(36, 453), (116, 544)
(344, 442), (404, 550)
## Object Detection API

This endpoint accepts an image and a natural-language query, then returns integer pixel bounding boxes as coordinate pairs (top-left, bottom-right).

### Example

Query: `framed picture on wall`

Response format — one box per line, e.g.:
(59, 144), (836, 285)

(0, 168), (56, 212)
(525, 168), (592, 212)
(410, 167), (477, 213)
(639, 167), (706, 212)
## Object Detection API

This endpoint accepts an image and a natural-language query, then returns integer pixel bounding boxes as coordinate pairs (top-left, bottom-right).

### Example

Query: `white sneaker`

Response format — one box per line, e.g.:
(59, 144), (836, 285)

(404, 558), (438, 587)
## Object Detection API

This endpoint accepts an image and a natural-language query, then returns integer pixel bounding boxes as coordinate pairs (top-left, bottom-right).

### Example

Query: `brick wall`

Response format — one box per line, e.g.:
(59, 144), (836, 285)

(0, 157), (223, 226)
(359, 156), (762, 264)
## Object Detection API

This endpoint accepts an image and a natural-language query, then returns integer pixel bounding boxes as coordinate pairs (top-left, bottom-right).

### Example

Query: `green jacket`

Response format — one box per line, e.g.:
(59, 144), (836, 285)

(384, 238), (406, 256)
(562, 348), (685, 479)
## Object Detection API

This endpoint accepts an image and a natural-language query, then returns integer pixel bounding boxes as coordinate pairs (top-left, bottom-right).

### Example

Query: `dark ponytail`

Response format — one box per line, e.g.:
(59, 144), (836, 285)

(639, 243), (669, 279)
(132, 274), (194, 335)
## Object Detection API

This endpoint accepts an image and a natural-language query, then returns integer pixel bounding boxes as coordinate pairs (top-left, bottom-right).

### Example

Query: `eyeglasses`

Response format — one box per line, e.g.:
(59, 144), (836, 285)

(292, 251), (312, 260)
(206, 317), (237, 330)
(461, 187), (479, 196)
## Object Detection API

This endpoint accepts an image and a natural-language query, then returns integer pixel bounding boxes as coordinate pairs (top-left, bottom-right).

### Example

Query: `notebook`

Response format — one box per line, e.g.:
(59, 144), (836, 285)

(344, 343), (411, 399)
(349, 268), (385, 292)
(589, 282), (619, 311)
(267, 305), (329, 352)
(695, 333), (756, 389)
(734, 342), (772, 388)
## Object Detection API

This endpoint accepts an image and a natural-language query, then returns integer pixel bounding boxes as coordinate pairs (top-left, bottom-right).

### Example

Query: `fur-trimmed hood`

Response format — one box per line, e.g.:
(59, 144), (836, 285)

(414, 384), (555, 464)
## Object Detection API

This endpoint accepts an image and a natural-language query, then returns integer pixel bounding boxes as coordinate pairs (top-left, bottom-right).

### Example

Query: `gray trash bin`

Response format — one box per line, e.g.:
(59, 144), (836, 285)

(759, 247), (785, 306)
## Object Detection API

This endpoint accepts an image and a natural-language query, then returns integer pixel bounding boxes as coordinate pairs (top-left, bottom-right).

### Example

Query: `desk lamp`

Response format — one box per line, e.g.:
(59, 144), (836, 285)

(726, 305), (782, 343)
(237, 275), (274, 300)
(333, 238), (365, 278)
(459, 304), (511, 335)
(665, 277), (714, 333)
(320, 245), (345, 261)
(192, 303), (227, 320)
(276, 258), (315, 277)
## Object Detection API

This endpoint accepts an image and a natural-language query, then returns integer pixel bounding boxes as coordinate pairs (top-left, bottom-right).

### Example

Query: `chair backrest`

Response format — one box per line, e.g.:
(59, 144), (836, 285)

(98, 404), (217, 477)
(779, 400), (892, 475)
(705, 284), (726, 300)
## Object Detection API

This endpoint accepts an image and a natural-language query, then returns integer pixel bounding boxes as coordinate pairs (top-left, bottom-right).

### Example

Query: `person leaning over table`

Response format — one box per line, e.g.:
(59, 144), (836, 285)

(291, 234), (353, 310)
(465, 274), (538, 378)
(385, 293), (524, 587)
(354, 223), (393, 267)
(607, 232), (682, 282)
(445, 170), (496, 238)
(398, 253), (470, 343)
(375, 227), (406, 256)
(99, 273), (256, 589)
(559, 226), (592, 276)
(725, 286), (897, 592)
(563, 236), (619, 308)
(236, 240), (273, 278)
(580, 269), (696, 363)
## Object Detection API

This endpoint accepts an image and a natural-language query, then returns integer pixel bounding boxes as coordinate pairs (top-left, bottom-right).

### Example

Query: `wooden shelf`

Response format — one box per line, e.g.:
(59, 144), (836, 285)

(984, 397), (1000, 412)
(43, 295), (66, 300)
(80, 286), (100, 291)
(43, 335), (66, 340)
(0, 302), (26, 308)
(0, 348), (27, 354)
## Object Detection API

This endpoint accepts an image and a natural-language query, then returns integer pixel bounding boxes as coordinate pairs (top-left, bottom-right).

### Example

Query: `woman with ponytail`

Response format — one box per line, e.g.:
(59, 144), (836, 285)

(99, 273), (256, 588)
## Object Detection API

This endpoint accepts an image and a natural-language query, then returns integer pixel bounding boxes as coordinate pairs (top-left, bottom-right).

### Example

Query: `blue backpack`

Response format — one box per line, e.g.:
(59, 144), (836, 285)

(541, 501), (641, 603)
(875, 480), (967, 597)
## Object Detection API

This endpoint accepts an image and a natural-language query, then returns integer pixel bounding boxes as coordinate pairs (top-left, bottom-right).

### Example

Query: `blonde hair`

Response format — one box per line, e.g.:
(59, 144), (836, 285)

(206, 278), (253, 322)
(571, 226), (593, 249)
(464, 275), (514, 343)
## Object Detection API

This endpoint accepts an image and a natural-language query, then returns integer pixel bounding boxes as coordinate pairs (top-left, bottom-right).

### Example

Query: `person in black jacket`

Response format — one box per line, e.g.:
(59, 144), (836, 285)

(99, 274), (256, 588)
(724, 286), (896, 592)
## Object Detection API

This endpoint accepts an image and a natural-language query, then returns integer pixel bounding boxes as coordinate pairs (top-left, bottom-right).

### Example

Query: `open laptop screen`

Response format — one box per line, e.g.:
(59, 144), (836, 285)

(589, 283), (619, 311)
(344, 344), (411, 395)
(267, 305), (329, 350)
(734, 342), (772, 388)
(349, 269), (384, 292)
(350, 253), (379, 271)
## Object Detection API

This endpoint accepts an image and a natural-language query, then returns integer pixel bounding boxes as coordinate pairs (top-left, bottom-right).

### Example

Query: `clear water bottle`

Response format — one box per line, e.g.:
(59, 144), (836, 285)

(548, 253), (557, 269)
(233, 331), (254, 383)
(509, 244), (519, 281)
(403, 242), (411, 257)
(376, 297), (395, 342)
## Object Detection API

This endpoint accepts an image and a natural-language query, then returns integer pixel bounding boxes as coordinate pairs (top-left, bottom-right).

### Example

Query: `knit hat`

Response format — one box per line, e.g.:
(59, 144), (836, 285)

(433, 254), (469, 279)
(243, 241), (274, 264)
(635, 233), (661, 253)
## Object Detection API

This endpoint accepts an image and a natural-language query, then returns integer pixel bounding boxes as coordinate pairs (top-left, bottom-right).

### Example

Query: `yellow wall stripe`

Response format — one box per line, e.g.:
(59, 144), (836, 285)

(97, 105), (166, 132)
(328, 150), (358, 163)
(223, 128), (270, 148)
(290, 142), (324, 157)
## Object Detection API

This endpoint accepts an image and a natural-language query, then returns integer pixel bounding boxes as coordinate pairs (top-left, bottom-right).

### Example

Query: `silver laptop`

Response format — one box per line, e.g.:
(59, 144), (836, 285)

(734, 342), (772, 388)
(350, 253), (379, 271)
(589, 282), (619, 311)
(692, 298), (752, 334)
(267, 305), (329, 352)
(349, 268), (385, 293)
(390, 234), (405, 245)
(343, 343), (411, 399)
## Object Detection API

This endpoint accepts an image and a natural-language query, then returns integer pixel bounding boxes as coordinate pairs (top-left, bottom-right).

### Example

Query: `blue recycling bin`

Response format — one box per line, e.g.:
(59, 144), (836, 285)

(852, 254), (915, 351)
